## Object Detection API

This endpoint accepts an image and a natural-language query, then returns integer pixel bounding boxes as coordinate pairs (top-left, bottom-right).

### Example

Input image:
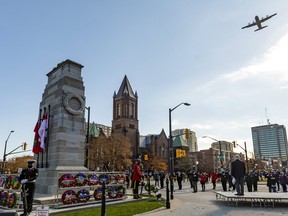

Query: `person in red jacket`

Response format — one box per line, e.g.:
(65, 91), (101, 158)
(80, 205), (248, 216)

(131, 158), (143, 199)
(211, 171), (218, 189)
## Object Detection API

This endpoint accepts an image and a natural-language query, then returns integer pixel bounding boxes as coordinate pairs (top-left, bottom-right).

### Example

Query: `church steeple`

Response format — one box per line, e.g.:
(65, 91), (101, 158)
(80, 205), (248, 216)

(114, 75), (137, 99)
(112, 75), (139, 159)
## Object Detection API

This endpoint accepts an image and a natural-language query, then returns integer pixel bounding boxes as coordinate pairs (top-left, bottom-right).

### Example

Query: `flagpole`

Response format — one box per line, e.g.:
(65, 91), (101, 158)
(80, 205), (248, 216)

(41, 107), (46, 168)
(36, 108), (42, 168)
(45, 105), (51, 168)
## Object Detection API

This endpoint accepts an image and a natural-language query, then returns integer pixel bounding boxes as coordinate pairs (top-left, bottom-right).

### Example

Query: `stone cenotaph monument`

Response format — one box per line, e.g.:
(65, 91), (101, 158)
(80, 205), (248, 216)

(35, 59), (88, 195)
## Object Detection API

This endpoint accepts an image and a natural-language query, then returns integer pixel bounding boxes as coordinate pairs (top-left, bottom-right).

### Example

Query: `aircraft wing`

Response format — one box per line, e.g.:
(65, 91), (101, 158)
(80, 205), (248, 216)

(260, 13), (277, 23)
(241, 22), (256, 29)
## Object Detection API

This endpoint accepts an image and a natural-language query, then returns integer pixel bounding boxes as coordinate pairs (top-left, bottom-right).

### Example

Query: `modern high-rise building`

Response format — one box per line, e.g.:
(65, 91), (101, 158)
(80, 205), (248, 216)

(251, 124), (288, 163)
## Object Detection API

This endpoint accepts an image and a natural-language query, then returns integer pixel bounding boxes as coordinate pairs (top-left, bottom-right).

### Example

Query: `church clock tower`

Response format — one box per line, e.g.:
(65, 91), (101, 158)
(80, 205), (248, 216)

(112, 75), (139, 159)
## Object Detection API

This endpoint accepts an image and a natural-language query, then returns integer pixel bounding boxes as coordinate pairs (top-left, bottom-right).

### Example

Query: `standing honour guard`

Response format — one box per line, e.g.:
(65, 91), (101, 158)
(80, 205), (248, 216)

(19, 160), (39, 216)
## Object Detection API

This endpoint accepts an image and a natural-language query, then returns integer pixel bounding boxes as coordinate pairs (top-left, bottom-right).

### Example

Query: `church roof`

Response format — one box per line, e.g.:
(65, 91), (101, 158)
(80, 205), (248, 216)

(115, 75), (137, 99)
(173, 136), (189, 148)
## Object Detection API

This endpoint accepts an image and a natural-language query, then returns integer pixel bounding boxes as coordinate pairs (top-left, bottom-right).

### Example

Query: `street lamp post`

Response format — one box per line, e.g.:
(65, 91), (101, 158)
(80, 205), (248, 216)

(167, 102), (190, 208)
(235, 141), (249, 172)
(2, 130), (14, 174)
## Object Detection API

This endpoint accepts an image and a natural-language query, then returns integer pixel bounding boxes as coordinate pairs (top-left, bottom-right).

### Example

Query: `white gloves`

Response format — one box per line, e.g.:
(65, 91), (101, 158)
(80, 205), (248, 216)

(21, 179), (28, 184)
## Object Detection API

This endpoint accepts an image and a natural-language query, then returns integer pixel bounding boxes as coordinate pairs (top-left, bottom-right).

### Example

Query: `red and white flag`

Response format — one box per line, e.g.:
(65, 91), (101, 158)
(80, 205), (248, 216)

(32, 120), (42, 154)
(38, 113), (48, 150)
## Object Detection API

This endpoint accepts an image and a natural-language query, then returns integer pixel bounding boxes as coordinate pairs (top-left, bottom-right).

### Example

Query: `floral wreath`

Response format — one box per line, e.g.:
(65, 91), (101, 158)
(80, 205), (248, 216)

(61, 190), (78, 205)
(145, 184), (157, 193)
(11, 176), (21, 190)
(75, 172), (88, 187)
(58, 174), (75, 188)
(76, 189), (90, 203)
(87, 173), (99, 186)
(4, 176), (12, 189)
(93, 187), (104, 201)
(7, 192), (18, 208)
(0, 191), (9, 206)
(107, 186), (117, 199)
(115, 185), (126, 199)
(109, 174), (117, 185)
(99, 174), (110, 185)
(116, 174), (126, 184)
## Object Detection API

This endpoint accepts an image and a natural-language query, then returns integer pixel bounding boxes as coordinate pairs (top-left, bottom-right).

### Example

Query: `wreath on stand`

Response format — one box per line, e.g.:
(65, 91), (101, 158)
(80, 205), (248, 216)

(87, 173), (99, 186)
(109, 174), (117, 185)
(0, 191), (9, 206)
(7, 192), (18, 208)
(61, 190), (78, 205)
(93, 187), (104, 201)
(76, 189), (90, 203)
(116, 174), (126, 184)
(58, 174), (75, 188)
(11, 176), (21, 190)
(99, 174), (110, 185)
(145, 184), (158, 193)
(75, 172), (87, 187)
(115, 185), (126, 198)
(107, 186), (117, 199)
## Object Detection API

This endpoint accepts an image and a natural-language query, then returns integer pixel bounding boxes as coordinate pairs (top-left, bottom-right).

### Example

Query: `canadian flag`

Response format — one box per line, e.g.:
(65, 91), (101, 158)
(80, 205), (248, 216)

(32, 120), (42, 154)
(38, 113), (48, 150)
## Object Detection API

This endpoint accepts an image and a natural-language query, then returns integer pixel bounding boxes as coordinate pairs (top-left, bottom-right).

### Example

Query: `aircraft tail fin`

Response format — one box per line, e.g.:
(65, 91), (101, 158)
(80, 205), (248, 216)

(255, 25), (268, 32)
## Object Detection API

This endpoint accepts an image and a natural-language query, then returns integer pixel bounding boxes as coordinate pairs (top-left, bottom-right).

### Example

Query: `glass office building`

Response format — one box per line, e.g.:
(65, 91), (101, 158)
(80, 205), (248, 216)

(252, 124), (288, 162)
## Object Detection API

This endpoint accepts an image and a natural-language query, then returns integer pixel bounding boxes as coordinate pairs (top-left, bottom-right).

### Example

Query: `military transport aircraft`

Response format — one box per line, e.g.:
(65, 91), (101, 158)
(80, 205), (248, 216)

(241, 13), (277, 32)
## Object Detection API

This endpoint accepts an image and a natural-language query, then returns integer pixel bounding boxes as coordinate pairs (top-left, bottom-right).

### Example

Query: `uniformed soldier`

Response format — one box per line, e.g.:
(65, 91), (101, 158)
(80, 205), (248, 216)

(19, 160), (39, 216)
(252, 170), (259, 191)
(266, 170), (277, 192)
(218, 171), (228, 191)
(245, 171), (254, 192)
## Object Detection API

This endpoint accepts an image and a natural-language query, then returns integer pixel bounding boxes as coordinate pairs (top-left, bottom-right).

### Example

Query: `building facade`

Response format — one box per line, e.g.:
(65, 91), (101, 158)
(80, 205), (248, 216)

(111, 75), (140, 159)
(252, 124), (288, 164)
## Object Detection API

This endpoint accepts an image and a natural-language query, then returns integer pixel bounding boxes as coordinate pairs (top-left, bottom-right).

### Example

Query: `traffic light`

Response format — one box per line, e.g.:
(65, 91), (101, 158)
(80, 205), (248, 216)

(23, 142), (27, 151)
(144, 154), (149, 161)
(232, 141), (237, 148)
(185, 128), (190, 140)
(176, 149), (181, 158)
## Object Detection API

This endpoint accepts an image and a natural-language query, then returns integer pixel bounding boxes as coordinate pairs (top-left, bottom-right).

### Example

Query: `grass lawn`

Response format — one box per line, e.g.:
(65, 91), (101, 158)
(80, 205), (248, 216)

(53, 196), (165, 216)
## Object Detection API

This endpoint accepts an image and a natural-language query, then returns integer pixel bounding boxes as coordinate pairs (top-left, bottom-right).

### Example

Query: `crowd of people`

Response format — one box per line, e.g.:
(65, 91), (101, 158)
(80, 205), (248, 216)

(125, 155), (288, 200)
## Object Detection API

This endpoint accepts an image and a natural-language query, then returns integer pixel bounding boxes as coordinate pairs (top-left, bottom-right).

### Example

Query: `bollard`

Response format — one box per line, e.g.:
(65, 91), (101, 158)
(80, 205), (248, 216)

(165, 178), (170, 209)
(101, 181), (106, 216)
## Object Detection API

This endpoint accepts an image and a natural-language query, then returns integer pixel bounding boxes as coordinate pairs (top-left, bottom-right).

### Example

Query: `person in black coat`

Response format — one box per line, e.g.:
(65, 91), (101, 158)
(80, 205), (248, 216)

(252, 170), (260, 192)
(245, 171), (253, 192)
(231, 154), (246, 195)
(19, 160), (39, 216)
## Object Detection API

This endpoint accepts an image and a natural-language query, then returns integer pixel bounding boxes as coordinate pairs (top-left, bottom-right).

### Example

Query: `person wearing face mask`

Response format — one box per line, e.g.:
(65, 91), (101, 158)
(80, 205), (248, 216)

(19, 160), (39, 216)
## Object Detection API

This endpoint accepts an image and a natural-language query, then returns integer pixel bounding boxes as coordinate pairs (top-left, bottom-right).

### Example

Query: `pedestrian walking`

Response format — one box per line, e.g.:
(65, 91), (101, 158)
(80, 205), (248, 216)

(200, 172), (208, 191)
(210, 171), (218, 190)
(189, 169), (199, 193)
(176, 171), (183, 190)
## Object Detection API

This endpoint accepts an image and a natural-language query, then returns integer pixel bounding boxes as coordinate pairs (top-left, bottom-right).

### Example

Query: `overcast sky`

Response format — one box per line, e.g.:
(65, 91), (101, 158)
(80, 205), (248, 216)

(1, 1), (287, 160)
